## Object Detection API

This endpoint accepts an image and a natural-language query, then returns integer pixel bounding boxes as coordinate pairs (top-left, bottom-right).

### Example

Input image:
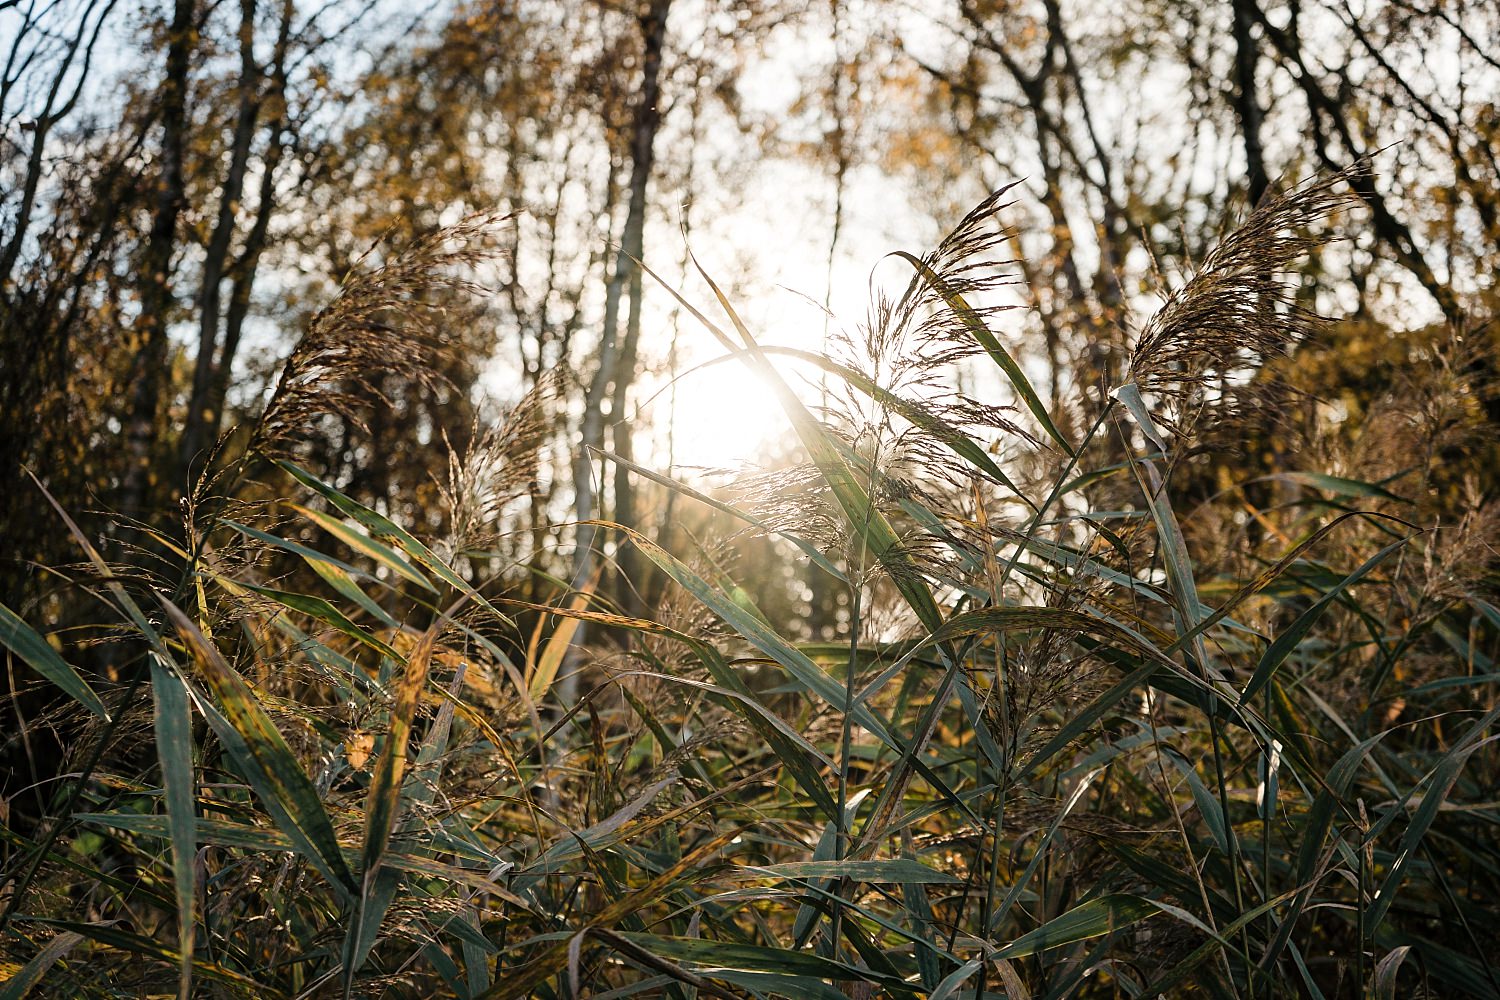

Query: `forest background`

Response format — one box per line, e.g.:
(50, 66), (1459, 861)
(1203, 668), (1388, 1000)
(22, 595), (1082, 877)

(1, 0), (1499, 997)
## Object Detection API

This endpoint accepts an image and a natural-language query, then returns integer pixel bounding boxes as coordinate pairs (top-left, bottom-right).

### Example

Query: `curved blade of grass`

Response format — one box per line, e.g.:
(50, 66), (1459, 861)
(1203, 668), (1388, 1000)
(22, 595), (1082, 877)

(891, 249), (1073, 456)
(592, 447), (846, 583)
(635, 531), (976, 828)
(1367, 730), (1500, 929)
(159, 597), (357, 896)
(0, 930), (83, 1000)
(27, 920), (283, 997)
(1143, 888), (1302, 995)
(347, 608), (452, 983)
(992, 893), (1159, 960)
(988, 769), (1103, 935)
(928, 958), (984, 1000)
(613, 934), (912, 993)
(1374, 946), (1413, 1000)
(752, 345), (1033, 505)
(622, 524), (899, 746)
(241, 583), (402, 661)
(1128, 451), (1219, 684)
(1260, 730), (1389, 970)
(527, 577), (595, 702)
(149, 656), (196, 1000)
(1254, 471), (1411, 504)
(619, 670), (835, 771)
(733, 860), (959, 883)
(1164, 747), (1233, 855)
(278, 460), (513, 626)
(1243, 535), (1412, 702)
(222, 518), (365, 577)
(0, 602), (109, 720)
(287, 502), (435, 593)
(498, 592), (840, 819)
(643, 252), (944, 634)
(1111, 382), (1169, 455)
(303, 559), (399, 628)
(485, 830), (744, 999)
(31, 471), (162, 646)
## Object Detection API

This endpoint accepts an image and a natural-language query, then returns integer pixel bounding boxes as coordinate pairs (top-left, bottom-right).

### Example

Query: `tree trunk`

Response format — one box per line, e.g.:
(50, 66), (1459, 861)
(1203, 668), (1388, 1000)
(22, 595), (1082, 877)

(1231, 0), (1269, 206)
(180, 0), (260, 484)
(120, 0), (195, 518)
(563, 0), (671, 708)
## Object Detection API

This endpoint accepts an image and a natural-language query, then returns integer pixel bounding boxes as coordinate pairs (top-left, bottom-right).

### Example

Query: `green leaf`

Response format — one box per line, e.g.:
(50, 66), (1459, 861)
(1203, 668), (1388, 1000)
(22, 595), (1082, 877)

(1260, 729), (1390, 970)
(927, 958), (984, 1000)
(614, 933), (909, 991)
(1164, 747), (1233, 855)
(1256, 471), (1411, 504)
(0, 602), (109, 720)
(278, 460), (513, 626)
(734, 859), (959, 884)
(149, 657), (196, 1000)
(624, 527), (899, 749)
(754, 345), (1033, 505)
(287, 502), (436, 593)
(22, 919), (283, 997)
(0, 930), (84, 1000)
(221, 518), (364, 578)
(240, 582), (402, 660)
(1374, 946), (1413, 1000)
(1367, 726), (1500, 929)
(1243, 536), (1411, 703)
(594, 447), (846, 583)
(1111, 382), (1168, 455)
(993, 894), (1160, 960)
(159, 597), (357, 897)
(892, 249), (1073, 456)
(304, 558), (399, 628)
(347, 620), (439, 980)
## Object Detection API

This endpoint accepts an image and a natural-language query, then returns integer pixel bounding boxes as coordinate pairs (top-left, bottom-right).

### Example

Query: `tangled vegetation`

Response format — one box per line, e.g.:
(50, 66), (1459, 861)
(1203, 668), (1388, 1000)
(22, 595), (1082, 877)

(1, 161), (1497, 999)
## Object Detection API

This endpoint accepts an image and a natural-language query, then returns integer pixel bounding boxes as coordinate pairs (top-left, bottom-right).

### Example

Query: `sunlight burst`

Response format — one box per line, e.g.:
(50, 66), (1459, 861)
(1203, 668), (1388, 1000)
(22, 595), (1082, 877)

(655, 357), (790, 470)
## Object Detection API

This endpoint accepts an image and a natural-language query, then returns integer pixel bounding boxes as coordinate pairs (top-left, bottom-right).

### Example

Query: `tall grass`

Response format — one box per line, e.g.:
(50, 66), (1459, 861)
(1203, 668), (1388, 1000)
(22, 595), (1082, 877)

(2, 174), (1497, 999)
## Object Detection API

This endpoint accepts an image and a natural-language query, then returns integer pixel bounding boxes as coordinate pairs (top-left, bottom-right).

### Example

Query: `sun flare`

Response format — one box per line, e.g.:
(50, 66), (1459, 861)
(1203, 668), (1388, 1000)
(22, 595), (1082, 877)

(653, 356), (792, 470)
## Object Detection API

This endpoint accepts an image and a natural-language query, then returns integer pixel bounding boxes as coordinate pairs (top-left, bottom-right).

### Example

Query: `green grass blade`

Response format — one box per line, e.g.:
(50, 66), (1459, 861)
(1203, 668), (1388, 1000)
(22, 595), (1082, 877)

(347, 620), (439, 981)
(992, 893), (1160, 960)
(0, 601), (109, 720)
(1260, 730), (1390, 970)
(24, 919), (284, 998)
(221, 518), (365, 577)
(1367, 728), (1500, 929)
(752, 345), (1034, 505)
(593, 446), (847, 583)
(891, 249), (1073, 455)
(278, 460), (513, 625)
(0, 929), (84, 1000)
(927, 958), (984, 1000)
(287, 502), (436, 593)
(159, 597), (357, 896)
(665, 253), (946, 634)
(623, 525), (899, 747)
(733, 860), (959, 883)
(1165, 747), (1234, 855)
(1255, 471), (1412, 504)
(1243, 535), (1412, 702)
(240, 583), (402, 660)
(149, 656), (196, 1000)
(613, 934), (912, 993)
